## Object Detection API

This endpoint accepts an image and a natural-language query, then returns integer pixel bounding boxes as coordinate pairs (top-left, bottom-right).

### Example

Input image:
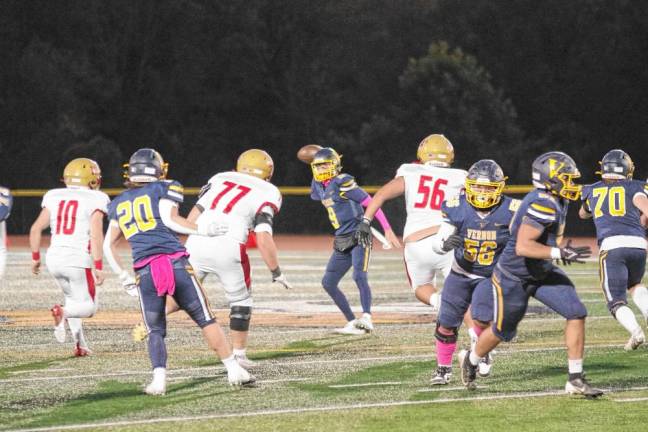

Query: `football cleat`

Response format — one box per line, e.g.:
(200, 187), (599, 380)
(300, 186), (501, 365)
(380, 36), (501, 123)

(144, 381), (166, 396)
(354, 313), (374, 332)
(565, 376), (604, 398)
(334, 320), (366, 335)
(63, 158), (102, 189)
(465, 159), (507, 209)
(458, 349), (478, 390)
(131, 322), (149, 342)
(430, 366), (452, 385)
(531, 151), (582, 201)
(51, 305), (66, 343)
(237, 149), (274, 181)
(234, 354), (257, 369)
(624, 330), (645, 351)
(478, 353), (493, 377)
(73, 343), (91, 357)
(227, 364), (256, 387)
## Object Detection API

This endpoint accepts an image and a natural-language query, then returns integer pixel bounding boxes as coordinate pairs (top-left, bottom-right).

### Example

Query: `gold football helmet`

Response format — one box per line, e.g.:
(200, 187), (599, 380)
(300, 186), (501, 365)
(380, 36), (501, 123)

(417, 134), (454, 166)
(63, 158), (102, 189)
(237, 149), (274, 180)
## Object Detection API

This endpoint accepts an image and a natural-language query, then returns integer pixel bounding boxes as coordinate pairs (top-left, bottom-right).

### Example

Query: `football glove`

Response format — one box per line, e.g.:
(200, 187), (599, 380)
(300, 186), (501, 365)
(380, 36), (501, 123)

(197, 219), (229, 237)
(355, 217), (373, 249)
(119, 270), (139, 297)
(271, 267), (292, 289)
(560, 239), (591, 265)
(442, 234), (463, 252)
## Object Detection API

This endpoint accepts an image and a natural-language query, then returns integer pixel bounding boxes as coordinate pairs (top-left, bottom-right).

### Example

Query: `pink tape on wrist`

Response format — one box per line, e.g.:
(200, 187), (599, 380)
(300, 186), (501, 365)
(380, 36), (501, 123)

(360, 197), (391, 231)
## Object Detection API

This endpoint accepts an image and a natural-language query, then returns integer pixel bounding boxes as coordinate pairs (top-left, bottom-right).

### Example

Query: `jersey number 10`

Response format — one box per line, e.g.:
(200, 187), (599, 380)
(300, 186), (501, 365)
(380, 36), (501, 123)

(414, 175), (447, 210)
(56, 200), (79, 235)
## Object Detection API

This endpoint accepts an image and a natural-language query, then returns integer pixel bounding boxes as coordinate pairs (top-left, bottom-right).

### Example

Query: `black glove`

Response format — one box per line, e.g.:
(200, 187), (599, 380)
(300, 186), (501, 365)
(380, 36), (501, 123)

(442, 234), (463, 252)
(560, 239), (591, 265)
(355, 217), (373, 249)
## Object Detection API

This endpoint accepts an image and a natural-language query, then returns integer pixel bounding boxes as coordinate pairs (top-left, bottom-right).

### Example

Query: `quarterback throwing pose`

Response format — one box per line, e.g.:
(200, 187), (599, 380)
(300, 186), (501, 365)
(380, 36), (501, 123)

(29, 159), (108, 357)
(579, 150), (648, 350)
(359, 134), (466, 310)
(0, 186), (12, 279)
(310, 147), (399, 334)
(183, 149), (291, 368)
(461, 151), (602, 397)
(104, 148), (253, 395)
(430, 160), (519, 385)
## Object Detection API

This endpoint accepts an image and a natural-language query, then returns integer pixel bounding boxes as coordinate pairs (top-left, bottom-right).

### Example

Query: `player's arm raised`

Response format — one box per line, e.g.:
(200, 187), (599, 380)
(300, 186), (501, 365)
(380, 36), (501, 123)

(28, 208), (50, 275)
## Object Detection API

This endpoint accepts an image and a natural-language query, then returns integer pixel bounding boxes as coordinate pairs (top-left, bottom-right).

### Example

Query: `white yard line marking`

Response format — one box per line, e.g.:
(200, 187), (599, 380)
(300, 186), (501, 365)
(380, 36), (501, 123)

(418, 385), (488, 392)
(328, 381), (402, 388)
(614, 396), (648, 402)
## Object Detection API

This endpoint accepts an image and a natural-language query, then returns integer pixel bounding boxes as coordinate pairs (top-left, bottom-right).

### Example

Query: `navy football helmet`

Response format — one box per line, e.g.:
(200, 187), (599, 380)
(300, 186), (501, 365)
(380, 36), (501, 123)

(311, 147), (342, 182)
(465, 159), (507, 209)
(599, 149), (634, 180)
(124, 148), (168, 183)
(531, 151), (582, 201)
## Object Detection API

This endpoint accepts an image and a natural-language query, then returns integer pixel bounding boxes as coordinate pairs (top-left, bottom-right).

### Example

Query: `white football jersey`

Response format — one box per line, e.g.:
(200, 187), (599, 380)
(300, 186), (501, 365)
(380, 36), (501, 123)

(396, 163), (467, 238)
(42, 188), (110, 267)
(192, 171), (282, 244)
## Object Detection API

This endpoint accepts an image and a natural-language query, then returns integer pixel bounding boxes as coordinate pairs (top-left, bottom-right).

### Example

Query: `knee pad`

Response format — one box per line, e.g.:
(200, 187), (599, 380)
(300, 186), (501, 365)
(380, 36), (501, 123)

(609, 300), (628, 318)
(230, 306), (252, 331)
(434, 322), (458, 344)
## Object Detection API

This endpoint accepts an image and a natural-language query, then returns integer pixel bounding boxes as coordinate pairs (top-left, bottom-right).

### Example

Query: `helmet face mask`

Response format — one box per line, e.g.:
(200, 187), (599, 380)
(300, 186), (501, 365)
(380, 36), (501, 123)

(465, 159), (506, 209)
(598, 149), (634, 180)
(123, 148), (168, 184)
(531, 151), (582, 201)
(63, 158), (102, 190)
(417, 134), (454, 167)
(237, 149), (274, 181)
(311, 148), (341, 182)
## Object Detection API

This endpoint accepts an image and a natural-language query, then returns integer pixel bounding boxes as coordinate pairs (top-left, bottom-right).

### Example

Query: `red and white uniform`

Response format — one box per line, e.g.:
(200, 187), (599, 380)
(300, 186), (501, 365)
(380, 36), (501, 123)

(396, 163), (466, 288)
(185, 171), (282, 307)
(42, 187), (109, 316)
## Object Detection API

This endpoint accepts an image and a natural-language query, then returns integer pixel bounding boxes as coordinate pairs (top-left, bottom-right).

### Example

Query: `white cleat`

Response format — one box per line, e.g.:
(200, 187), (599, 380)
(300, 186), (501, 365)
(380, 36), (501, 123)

(478, 353), (493, 377)
(624, 330), (645, 351)
(235, 354), (257, 369)
(334, 320), (366, 335)
(430, 292), (441, 313)
(144, 381), (166, 396)
(227, 364), (256, 387)
(354, 313), (374, 332)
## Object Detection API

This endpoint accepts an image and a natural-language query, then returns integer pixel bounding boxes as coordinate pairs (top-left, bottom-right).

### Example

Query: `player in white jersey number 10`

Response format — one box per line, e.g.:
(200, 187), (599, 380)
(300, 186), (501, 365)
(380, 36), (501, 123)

(162, 149), (290, 369)
(358, 134), (467, 311)
(29, 158), (109, 357)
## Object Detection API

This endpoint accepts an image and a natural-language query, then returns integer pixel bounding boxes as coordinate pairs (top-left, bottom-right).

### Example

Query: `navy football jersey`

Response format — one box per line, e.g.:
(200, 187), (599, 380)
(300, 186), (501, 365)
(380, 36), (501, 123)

(0, 186), (12, 222)
(108, 180), (186, 262)
(311, 173), (369, 236)
(442, 195), (520, 277)
(498, 189), (568, 281)
(582, 179), (648, 244)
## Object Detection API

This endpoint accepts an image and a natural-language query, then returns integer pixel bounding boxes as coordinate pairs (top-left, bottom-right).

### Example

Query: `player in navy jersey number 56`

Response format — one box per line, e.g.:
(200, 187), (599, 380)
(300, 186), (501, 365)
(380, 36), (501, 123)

(103, 148), (254, 395)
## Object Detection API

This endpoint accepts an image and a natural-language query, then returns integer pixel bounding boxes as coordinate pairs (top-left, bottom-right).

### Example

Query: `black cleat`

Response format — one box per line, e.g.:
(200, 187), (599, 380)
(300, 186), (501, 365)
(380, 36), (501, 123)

(430, 366), (452, 385)
(565, 376), (604, 399)
(459, 350), (478, 390)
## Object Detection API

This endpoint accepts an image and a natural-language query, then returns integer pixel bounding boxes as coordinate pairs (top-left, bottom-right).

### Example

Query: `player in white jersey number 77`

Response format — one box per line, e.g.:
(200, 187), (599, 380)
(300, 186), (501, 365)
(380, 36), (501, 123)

(29, 158), (109, 357)
(358, 134), (467, 311)
(162, 149), (290, 369)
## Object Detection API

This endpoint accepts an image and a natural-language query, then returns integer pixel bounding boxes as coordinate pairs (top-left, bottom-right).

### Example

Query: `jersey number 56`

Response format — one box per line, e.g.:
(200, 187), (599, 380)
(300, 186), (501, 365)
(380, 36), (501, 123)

(414, 175), (447, 210)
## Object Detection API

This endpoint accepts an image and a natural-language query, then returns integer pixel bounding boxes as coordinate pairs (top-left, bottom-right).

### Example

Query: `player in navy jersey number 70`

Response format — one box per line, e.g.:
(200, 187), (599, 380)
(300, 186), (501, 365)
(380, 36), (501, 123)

(579, 149), (648, 351)
(429, 160), (519, 385)
(309, 147), (399, 334)
(103, 148), (254, 395)
(461, 151), (603, 398)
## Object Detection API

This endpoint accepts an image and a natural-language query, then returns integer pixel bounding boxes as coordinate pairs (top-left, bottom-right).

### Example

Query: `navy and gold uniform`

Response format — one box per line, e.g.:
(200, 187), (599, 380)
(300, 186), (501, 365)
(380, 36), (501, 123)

(310, 172), (372, 322)
(582, 179), (648, 312)
(492, 189), (587, 341)
(437, 195), (519, 328)
(0, 186), (12, 279)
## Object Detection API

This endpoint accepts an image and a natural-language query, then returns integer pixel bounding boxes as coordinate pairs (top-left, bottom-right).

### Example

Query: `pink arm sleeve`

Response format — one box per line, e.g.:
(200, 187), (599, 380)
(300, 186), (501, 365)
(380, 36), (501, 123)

(360, 196), (391, 231)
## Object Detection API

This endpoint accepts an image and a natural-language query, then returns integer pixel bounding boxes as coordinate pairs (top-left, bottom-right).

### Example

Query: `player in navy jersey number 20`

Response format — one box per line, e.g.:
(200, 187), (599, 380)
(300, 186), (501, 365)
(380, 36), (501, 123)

(103, 148), (254, 395)
(580, 149), (648, 351)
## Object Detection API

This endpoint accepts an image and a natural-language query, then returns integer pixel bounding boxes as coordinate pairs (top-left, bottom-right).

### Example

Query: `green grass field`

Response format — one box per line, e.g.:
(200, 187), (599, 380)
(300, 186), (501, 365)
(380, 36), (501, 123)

(1, 249), (647, 432)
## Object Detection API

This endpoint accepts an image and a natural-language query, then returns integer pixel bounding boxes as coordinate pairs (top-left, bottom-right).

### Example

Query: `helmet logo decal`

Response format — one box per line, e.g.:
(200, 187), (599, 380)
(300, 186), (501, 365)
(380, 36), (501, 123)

(548, 159), (565, 179)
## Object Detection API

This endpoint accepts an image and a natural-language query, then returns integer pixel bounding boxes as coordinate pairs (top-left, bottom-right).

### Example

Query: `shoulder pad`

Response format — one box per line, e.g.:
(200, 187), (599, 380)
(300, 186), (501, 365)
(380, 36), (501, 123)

(445, 196), (461, 208)
(508, 198), (522, 212)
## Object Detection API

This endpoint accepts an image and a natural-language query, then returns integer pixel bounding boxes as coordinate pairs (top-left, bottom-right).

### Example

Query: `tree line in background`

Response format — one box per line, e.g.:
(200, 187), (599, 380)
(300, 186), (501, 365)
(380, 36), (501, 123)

(1, 0), (647, 233)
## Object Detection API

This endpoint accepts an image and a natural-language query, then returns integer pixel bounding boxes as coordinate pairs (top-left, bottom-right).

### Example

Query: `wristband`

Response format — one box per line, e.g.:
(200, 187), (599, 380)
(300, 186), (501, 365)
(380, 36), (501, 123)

(32, 251), (40, 261)
(94, 260), (103, 271)
(550, 247), (562, 260)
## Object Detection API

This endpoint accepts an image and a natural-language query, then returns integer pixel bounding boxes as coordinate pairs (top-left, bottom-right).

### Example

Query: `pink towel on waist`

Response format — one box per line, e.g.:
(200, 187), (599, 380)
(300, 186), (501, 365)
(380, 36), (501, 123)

(134, 251), (188, 296)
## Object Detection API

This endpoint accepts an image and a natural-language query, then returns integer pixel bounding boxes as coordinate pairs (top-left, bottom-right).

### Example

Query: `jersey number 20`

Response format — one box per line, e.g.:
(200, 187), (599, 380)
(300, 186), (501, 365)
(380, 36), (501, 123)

(117, 195), (157, 239)
(414, 175), (447, 210)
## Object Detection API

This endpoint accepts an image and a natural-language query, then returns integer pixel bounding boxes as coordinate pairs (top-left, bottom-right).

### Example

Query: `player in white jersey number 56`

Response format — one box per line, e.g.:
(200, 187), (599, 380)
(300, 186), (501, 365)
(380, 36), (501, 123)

(358, 134), (467, 310)
(29, 158), (109, 357)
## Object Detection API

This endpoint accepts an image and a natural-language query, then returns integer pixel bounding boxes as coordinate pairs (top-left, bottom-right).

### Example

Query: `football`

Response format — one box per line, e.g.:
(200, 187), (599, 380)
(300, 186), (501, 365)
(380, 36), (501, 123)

(297, 144), (323, 164)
